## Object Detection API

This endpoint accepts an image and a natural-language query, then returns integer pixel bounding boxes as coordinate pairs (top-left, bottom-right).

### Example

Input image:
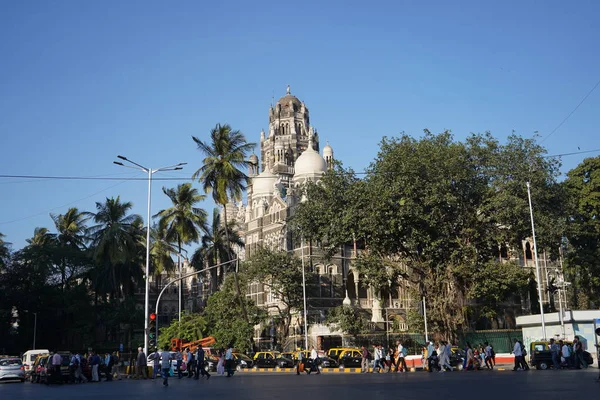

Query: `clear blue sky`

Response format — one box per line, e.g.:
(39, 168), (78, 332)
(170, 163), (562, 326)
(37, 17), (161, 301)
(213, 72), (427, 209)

(1, 0), (599, 249)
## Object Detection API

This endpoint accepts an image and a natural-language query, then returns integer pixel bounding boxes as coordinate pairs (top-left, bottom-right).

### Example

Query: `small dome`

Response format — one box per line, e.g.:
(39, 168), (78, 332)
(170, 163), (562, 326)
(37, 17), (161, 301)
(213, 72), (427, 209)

(294, 142), (327, 177)
(252, 167), (277, 197)
(277, 85), (302, 110)
(248, 154), (258, 164)
(323, 141), (333, 156)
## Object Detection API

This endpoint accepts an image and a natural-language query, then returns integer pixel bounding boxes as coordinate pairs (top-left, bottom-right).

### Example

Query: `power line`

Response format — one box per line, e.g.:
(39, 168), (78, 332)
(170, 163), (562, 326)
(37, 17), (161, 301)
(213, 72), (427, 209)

(0, 149), (599, 184)
(0, 172), (144, 226)
(540, 77), (600, 144)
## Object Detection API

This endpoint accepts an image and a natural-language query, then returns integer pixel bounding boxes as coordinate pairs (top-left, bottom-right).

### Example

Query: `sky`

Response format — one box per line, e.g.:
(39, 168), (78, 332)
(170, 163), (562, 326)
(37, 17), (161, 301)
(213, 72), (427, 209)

(0, 0), (599, 250)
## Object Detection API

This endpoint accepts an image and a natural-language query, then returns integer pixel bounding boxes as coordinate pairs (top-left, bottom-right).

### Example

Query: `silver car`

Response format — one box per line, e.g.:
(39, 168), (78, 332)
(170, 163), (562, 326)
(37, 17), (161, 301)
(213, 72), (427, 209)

(0, 358), (25, 382)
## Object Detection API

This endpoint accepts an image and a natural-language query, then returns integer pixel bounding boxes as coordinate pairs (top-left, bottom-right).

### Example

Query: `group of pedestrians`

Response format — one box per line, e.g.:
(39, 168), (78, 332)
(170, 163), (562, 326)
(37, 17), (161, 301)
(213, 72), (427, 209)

(136, 345), (213, 387)
(46, 350), (119, 384)
(549, 336), (589, 370)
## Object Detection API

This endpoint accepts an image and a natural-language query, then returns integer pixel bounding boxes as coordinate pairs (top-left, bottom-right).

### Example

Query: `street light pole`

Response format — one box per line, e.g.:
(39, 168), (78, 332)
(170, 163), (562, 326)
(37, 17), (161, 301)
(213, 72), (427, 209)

(526, 181), (547, 339)
(32, 313), (37, 350)
(114, 156), (186, 356)
(301, 237), (308, 350)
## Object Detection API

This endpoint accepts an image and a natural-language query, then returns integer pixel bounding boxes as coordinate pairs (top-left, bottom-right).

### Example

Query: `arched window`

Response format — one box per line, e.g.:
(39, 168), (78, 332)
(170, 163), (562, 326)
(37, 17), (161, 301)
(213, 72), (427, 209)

(525, 242), (533, 260)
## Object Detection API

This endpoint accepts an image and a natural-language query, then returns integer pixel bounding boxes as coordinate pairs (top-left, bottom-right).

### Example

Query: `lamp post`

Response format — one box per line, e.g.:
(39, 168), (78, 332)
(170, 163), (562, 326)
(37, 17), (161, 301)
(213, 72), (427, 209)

(32, 312), (37, 350)
(113, 155), (186, 355)
(300, 237), (309, 350)
(526, 181), (546, 339)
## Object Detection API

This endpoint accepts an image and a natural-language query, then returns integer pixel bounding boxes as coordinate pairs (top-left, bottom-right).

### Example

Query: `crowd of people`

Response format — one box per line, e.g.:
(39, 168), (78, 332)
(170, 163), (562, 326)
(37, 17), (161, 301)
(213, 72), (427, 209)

(45, 350), (120, 384)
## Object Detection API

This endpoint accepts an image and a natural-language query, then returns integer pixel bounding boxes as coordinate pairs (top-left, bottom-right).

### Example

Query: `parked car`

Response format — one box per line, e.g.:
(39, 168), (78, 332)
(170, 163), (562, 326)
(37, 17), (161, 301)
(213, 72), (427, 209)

(252, 351), (294, 368)
(338, 349), (363, 368)
(232, 353), (254, 370)
(38, 353), (72, 384)
(0, 357), (25, 382)
(22, 350), (49, 376)
(327, 348), (357, 361)
(529, 341), (593, 370)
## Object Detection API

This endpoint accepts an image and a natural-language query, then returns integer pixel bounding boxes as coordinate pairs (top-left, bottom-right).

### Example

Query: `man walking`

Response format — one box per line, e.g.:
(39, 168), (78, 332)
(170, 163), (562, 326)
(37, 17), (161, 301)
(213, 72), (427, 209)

(71, 352), (87, 383)
(296, 348), (304, 375)
(550, 339), (561, 370)
(310, 347), (321, 375)
(484, 342), (494, 370)
(195, 346), (210, 379)
(225, 344), (234, 377)
(572, 336), (588, 369)
(361, 346), (370, 373)
(90, 351), (100, 382)
(160, 346), (172, 387)
(50, 351), (62, 384)
(174, 348), (183, 379)
(104, 352), (114, 381)
(186, 348), (195, 379)
(136, 347), (148, 379)
(396, 341), (407, 372)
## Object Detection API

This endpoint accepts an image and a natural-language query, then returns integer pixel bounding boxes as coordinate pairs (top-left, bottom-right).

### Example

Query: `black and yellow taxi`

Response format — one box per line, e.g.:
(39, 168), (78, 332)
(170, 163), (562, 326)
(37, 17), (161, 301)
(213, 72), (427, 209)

(338, 349), (363, 368)
(529, 340), (593, 370)
(252, 351), (294, 368)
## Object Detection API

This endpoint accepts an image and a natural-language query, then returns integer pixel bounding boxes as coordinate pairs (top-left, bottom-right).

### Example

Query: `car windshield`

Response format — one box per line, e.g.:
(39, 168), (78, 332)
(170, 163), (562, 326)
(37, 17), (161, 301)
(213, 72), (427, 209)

(0, 358), (22, 367)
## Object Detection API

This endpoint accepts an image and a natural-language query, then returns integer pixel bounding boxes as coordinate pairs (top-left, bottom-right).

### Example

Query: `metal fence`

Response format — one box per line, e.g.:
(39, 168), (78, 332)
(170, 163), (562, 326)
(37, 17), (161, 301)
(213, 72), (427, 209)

(457, 329), (523, 353)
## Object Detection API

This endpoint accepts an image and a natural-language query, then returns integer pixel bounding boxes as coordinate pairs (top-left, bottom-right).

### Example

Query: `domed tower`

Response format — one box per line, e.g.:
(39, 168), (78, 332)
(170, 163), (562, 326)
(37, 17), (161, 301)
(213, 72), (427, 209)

(323, 141), (334, 169)
(262, 86), (317, 180)
(248, 153), (259, 177)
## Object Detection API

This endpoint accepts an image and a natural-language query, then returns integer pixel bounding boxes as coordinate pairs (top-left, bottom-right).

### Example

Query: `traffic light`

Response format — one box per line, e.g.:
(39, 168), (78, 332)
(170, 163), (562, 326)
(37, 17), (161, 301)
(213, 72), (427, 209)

(149, 313), (157, 348)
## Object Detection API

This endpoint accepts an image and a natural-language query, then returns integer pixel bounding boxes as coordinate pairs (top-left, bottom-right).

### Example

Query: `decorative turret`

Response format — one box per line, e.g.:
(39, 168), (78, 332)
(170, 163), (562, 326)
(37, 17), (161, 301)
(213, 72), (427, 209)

(323, 141), (334, 169)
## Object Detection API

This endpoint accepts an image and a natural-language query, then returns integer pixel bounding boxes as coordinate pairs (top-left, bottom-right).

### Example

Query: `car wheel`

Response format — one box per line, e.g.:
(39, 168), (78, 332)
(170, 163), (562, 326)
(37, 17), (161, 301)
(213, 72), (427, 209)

(456, 363), (463, 371)
(236, 365), (242, 372)
(538, 362), (549, 370)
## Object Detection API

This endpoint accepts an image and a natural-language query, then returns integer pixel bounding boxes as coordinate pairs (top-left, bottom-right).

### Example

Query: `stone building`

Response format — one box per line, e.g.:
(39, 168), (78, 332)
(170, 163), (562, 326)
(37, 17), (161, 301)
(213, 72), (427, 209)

(230, 87), (413, 350)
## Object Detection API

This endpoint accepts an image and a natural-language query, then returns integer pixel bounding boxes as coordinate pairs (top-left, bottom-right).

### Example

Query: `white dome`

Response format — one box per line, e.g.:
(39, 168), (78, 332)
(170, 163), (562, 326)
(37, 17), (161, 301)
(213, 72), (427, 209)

(294, 144), (327, 177)
(323, 141), (333, 156)
(252, 167), (277, 197)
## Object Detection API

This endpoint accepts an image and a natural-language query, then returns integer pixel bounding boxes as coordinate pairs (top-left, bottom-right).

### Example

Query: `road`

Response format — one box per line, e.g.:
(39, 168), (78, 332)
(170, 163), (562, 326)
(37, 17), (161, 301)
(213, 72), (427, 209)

(2, 369), (599, 400)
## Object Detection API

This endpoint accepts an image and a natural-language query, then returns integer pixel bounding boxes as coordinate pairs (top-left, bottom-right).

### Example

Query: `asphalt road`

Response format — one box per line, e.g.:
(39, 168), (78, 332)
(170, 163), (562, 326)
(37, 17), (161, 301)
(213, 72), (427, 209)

(2, 369), (599, 400)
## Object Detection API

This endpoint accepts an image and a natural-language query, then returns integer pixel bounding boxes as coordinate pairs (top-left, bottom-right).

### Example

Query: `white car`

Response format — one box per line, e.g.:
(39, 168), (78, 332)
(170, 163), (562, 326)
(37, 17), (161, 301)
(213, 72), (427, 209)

(0, 358), (25, 382)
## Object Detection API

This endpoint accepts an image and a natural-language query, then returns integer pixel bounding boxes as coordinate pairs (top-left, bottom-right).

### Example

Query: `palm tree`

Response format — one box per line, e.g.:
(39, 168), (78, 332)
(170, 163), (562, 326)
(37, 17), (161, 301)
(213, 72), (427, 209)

(50, 207), (90, 288)
(0, 232), (11, 270)
(192, 123), (254, 318)
(154, 183), (208, 319)
(191, 208), (244, 292)
(149, 223), (177, 290)
(87, 197), (142, 300)
(51, 207), (89, 249)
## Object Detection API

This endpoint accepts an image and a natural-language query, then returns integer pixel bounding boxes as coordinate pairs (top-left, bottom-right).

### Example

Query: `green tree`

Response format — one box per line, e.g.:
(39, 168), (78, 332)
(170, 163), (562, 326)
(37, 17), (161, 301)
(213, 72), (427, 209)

(326, 305), (369, 337)
(158, 311), (208, 350)
(155, 182), (208, 266)
(564, 156), (600, 308)
(192, 124), (254, 320)
(87, 197), (142, 300)
(203, 275), (265, 351)
(191, 208), (243, 291)
(149, 224), (177, 289)
(50, 207), (90, 290)
(243, 248), (304, 338)
(0, 233), (11, 271)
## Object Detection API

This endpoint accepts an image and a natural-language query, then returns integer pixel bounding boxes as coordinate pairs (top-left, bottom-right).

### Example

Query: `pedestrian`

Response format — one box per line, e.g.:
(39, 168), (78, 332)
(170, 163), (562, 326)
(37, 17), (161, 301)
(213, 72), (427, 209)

(149, 348), (160, 379)
(396, 341), (407, 372)
(465, 343), (475, 371)
(518, 340), (529, 370)
(90, 351), (100, 382)
(136, 347), (148, 379)
(512, 339), (527, 371)
(71, 352), (87, 383)
(186, 348), (195, 379)
(572, 336), (588, 369)
(225, 344), (234, 377)
(104, 352), (114, 381)
(195, 346), (210, 379)
(174, 347), (183, 378)
(560, 340), (570, 368)
(373, 345), (383, 373)
(549, 339), (561, 370)
(160, 346), (172, 387)
(484, 342), (494, 370)
(438, 341), (451, 372)
(361, 345), (370, 373)
(50, 351), (62, 384)
(296, 348), (304, 375)
(310, 347), (321, 375)
(426, 341), (436, 372)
